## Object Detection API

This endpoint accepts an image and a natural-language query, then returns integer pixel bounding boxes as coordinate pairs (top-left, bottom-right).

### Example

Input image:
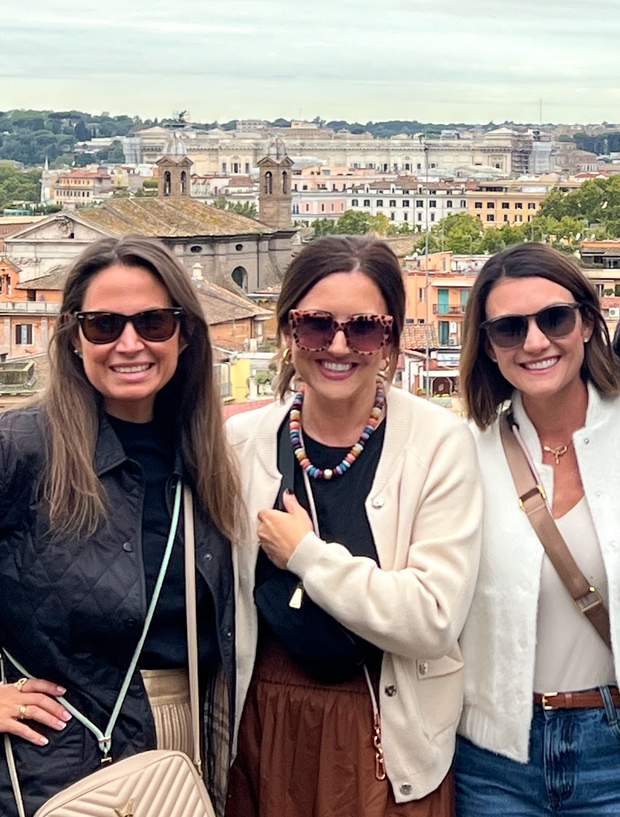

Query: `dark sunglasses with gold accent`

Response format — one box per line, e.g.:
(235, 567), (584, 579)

(75, 308), (183, 344)
(288, 309), (393, 355)
(481, 302), (582, 349)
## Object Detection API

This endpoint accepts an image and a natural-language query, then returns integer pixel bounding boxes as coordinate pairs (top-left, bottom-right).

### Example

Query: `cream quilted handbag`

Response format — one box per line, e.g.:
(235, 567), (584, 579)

(34, 750), (215, 817)
(4, 485), (216, 817)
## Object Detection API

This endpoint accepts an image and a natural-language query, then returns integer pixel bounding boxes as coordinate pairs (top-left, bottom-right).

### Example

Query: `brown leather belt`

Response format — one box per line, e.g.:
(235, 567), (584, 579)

(534, 687), (620, 710)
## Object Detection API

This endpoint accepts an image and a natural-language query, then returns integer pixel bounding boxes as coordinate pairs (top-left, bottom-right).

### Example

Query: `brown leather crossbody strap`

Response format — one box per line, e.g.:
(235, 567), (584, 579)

(499, 411), (612, 651)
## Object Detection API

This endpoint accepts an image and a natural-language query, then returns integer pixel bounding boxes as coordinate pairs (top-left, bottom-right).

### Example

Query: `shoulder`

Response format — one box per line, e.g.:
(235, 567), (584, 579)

(225, 399), (290, 447)
(0, 403), (48, 454)
(387, 388), (473, 447)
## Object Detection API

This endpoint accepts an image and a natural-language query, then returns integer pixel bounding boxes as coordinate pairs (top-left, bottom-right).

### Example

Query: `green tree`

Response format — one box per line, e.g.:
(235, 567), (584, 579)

(312, 218), (337, 236)
(333, 210), (373, 235)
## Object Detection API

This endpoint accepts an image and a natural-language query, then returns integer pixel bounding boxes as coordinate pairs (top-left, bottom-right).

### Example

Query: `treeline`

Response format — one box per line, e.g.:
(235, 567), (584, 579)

(572, 132), (620, 156)
(0, 110), (153, 167)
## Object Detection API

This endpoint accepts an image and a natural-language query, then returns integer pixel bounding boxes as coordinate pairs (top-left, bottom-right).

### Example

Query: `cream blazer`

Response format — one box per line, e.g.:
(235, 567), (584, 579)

(227, 387), (482, 802)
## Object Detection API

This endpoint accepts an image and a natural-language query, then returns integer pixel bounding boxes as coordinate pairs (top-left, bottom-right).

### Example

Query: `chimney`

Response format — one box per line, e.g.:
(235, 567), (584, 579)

(191, 262), (203, 282)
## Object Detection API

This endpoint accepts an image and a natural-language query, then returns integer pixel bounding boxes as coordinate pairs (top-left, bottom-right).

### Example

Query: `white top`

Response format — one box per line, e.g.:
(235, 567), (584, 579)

(227, 387), (483, 802)
(534, 497), (615, 693)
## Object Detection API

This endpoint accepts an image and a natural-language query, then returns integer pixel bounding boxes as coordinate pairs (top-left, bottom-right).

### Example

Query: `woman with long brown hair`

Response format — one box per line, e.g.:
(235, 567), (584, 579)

(226, 235), (482, 817)
(0, 236), (240, 816)
(456, 242), (620, 816)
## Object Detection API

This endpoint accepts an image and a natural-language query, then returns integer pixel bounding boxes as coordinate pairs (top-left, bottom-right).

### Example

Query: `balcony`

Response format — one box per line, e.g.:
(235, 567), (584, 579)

(432, 305), (466, 315)
(0, 301), (60, 314)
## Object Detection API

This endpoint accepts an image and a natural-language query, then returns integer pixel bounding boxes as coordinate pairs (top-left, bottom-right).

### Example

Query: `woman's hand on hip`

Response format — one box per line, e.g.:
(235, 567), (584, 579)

(257, 491), (313, 569)
(0, 677), (72, 746)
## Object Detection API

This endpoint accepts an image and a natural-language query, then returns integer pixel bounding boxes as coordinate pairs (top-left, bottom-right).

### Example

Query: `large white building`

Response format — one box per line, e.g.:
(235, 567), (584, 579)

(123, 125), (554, 178)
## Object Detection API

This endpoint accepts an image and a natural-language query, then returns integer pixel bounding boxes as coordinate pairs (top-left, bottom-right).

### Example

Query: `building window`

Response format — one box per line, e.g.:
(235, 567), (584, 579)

(528, 202), (536, 210)
(415, 200), (422, 208)
(515, 214), (523, 223)
(430, 212), (435, 222)
(305, 204), (309, 212)
(460, 200), (466, 207)
(352, 199), (359, 207)
(527, 215), (533, 222)
(376, 199), (383, 207)
(503, 215), (509, 222)
(418, 288), (425, 301)
(487, 202), (495, 209)
(245, 163), (250, 173)
(164, 171), (171, 196)
(403, 212), (409, 221)
(330, 204), (334, 212)
(403, 200), (410, 207)
(15, 324), (33, 345)
(222, 162), (227, 172)
(264, 172), (273, 195)
(502, 202), (510, 209)
(282, 171), (289, 194)
(429, 200), (437, 208)
(363, 199), (370, 207)
(446, 200), (453, 208)
(487, 214), (495, 222)
(474, 202), (483, 209)
(417, 212), (423, 221)
(389, 199), (397, 207)
(321, 204), (325, 212)
(515, 202), (523, 210)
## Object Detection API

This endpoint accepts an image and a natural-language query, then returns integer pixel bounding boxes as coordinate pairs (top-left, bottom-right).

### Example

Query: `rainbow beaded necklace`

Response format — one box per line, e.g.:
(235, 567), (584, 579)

(289, 382), (386, 480)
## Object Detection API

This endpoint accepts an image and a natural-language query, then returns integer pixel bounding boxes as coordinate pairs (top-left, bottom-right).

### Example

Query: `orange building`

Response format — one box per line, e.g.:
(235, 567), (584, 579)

(403, 252), (481, 346)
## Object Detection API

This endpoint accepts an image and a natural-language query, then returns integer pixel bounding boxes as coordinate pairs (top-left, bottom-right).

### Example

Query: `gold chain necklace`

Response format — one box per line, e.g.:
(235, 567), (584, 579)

(542, 441), (572, 465)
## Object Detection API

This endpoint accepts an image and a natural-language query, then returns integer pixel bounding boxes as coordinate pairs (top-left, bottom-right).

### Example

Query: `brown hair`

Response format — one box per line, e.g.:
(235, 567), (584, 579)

(461, 242), (620, 429)
(274, 235), (406, 399)
(41, 235), (241, 540)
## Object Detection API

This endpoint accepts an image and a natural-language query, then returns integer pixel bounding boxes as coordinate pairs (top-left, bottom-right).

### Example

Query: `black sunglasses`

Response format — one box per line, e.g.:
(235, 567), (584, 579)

(482, 303), (582, 349)
(288, 309), (393, 354)
(75, 308), (183, 344)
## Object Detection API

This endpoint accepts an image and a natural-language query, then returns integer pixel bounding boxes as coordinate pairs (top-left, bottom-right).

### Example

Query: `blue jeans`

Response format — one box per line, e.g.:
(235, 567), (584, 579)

(455, 687), (620, 816)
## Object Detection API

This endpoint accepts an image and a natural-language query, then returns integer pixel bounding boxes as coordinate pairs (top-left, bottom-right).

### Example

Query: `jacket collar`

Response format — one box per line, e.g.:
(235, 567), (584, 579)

(510, 381), (604, 463)
(94, 413), (184, 478)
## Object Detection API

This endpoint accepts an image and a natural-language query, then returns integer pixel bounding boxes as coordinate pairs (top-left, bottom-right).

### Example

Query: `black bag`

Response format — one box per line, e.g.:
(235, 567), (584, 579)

(253, 425), (371, 683)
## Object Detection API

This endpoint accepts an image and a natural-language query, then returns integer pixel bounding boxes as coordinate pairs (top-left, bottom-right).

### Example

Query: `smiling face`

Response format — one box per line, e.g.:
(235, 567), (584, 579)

(285, 269), (391, 411)
(484, 275), (591, 405)
(75, 264), (183, 422)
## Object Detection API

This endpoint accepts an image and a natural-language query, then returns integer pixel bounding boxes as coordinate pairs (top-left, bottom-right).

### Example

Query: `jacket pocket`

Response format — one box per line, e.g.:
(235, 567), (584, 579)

(415, 654), (464, 739)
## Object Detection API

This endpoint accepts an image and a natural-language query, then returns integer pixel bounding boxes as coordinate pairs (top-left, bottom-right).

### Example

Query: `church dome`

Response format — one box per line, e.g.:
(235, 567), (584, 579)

(267, 137), (287, 160)
(163, 131), (188, 156)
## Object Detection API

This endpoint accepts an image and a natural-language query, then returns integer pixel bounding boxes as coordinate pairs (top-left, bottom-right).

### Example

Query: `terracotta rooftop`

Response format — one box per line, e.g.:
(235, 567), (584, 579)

(192, 279), (272, 325)
(16, 267), (68, 291)
(78, 198), (276, 237)
(401, 324), (439, 349)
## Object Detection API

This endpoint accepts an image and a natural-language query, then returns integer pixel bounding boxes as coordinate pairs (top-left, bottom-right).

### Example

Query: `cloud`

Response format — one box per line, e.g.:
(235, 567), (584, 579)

(2, 0), (620, 124)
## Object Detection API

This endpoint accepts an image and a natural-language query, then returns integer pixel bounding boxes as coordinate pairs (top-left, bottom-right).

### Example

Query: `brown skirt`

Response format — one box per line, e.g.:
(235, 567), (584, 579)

(226, 632), (454, 817)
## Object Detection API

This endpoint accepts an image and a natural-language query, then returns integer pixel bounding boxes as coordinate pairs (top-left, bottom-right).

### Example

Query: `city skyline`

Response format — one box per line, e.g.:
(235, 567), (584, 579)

(3, 0), (620, 125)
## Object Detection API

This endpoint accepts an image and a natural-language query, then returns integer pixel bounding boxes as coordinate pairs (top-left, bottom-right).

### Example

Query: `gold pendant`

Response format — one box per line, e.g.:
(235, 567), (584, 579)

(543, 444), (569, 465)
(289, 582), (304, 609)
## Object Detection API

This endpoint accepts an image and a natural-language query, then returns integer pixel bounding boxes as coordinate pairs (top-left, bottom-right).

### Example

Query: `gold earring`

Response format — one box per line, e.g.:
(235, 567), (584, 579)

(283, 348), (293, 364)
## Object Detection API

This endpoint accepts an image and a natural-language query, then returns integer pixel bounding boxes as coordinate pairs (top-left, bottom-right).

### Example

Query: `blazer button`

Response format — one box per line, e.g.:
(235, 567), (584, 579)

(371, 497), (384, 509)
(384, 684), (397, 697)
(418, 661), (429, 677)
(400, 784), (412, 796)
(204, 552), (213, 562)
(122, 541), (133, 552)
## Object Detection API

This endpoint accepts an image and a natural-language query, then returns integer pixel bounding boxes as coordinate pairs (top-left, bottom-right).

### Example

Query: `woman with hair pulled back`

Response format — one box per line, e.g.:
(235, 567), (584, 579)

(0, 236), (240, 816)
(226, 235), (482, 817)
(456, 242), (620, 815)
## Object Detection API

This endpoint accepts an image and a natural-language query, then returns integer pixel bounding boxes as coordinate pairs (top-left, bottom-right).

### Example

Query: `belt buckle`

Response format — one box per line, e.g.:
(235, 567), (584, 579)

(541, 692), (558, 710)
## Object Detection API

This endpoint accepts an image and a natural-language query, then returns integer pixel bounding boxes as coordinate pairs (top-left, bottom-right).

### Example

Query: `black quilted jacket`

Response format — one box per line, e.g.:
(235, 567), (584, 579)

(0, 405), (235, 817)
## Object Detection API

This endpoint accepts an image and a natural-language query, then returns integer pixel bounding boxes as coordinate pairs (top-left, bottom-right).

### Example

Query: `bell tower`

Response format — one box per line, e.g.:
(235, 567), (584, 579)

(156, 132), (194, 198)
(258, 137), (293, 229)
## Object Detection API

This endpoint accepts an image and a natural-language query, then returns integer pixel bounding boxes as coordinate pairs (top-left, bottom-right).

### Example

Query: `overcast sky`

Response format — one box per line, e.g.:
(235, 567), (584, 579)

(3, 0), (620, 125)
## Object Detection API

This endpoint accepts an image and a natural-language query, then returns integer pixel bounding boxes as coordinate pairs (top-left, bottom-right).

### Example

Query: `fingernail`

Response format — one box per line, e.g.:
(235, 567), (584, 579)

(39, 737), (49, 746)
(61, 711), (72, 721)
(284, 489), (293, 495)
(56, 686), (66, 695)
(56, 721), (67, 730)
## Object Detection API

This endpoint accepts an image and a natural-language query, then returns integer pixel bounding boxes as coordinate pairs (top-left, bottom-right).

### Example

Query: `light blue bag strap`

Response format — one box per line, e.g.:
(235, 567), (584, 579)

(4, 478), (183, 761)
